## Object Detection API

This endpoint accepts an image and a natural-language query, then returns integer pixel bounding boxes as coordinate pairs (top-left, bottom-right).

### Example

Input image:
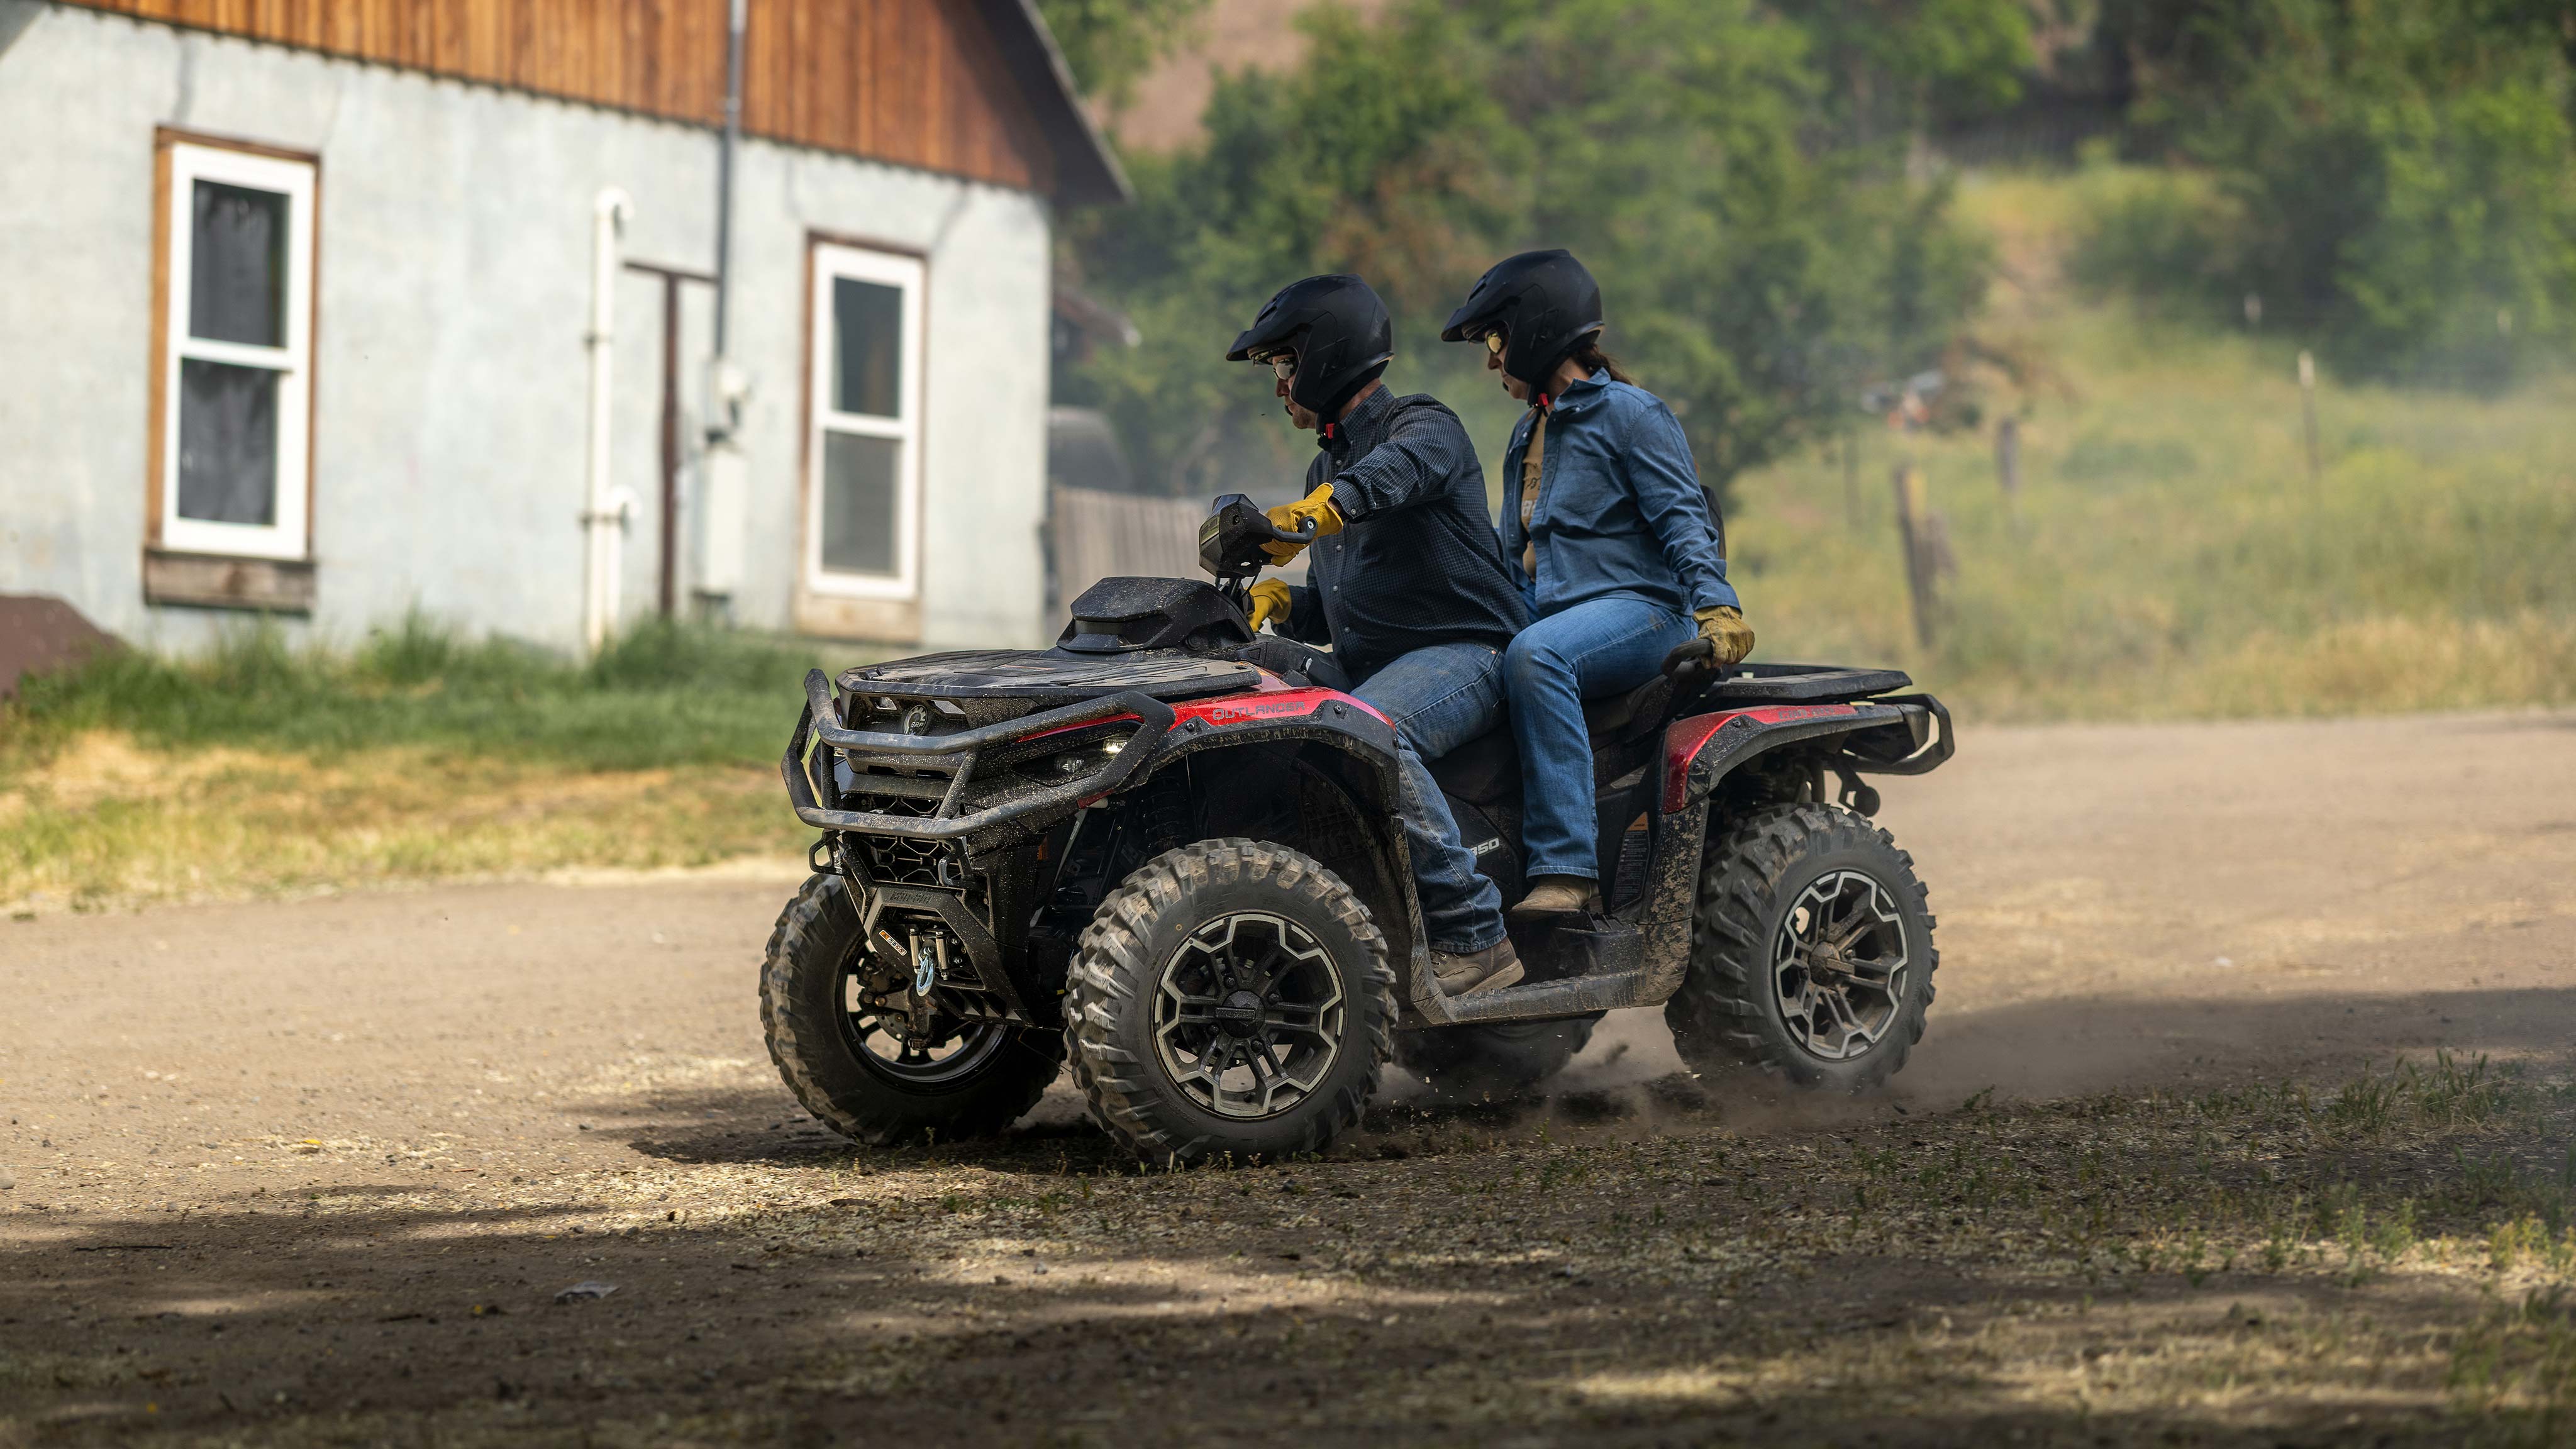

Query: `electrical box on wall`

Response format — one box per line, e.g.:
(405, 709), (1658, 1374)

(694, 360), (752, 612)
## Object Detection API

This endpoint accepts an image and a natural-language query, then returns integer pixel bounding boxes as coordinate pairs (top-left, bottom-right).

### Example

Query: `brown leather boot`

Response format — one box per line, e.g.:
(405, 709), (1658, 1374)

(1508, 875), (1596, 918)
(1430, 939), (1524, 997)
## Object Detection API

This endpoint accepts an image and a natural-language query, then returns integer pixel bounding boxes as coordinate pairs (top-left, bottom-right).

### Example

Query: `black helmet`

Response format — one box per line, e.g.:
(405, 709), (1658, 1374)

(1441, 249), (1603, 387)
(1226, 274), (1394, 418)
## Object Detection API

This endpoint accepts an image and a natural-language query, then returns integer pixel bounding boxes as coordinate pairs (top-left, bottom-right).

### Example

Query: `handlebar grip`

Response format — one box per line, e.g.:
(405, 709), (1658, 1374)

(1660, 638), (1736, 688)
(1263, 516), (1321, 545)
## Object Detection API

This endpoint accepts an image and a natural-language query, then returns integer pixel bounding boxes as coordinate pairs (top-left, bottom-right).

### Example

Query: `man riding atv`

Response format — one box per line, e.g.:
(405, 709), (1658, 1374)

(1223, 274), (1531, 998)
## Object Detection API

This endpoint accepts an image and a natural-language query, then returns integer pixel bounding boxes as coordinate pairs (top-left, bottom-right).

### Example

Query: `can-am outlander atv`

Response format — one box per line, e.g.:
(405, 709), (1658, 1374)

(763, 497), (1955, 1162)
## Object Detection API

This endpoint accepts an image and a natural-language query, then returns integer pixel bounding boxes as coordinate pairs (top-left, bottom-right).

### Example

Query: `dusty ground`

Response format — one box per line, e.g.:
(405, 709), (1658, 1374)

(4, 709), (2575, 1446)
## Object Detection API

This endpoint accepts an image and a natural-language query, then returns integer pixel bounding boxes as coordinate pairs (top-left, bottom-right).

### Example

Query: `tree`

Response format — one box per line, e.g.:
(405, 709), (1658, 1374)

(2090, 0), (2576, 382)
(1789, 0), (2040, 149)
(1057, 0), (2002, 502)
(1035, 0), (1216, 108)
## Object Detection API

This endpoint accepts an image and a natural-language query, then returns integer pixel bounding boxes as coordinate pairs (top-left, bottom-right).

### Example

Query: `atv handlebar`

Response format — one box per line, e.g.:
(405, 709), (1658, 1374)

(1201, 492), (1318, 586)
(1658, 637), (1738, 691)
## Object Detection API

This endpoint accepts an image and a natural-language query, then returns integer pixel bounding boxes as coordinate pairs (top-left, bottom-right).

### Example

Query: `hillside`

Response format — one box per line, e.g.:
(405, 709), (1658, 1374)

(1726, 169), (2576, 721)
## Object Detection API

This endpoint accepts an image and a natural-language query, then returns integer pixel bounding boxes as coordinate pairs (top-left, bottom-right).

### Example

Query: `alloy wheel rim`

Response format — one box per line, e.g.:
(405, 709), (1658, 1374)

(836, 953), (1007, 1087)
(1153, 912), (1345, 1120)
(1770, 869), (1907, 1062)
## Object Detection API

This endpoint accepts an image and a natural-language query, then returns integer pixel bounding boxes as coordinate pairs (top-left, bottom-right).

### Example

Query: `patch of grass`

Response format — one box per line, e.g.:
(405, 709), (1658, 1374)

(0, 734), (804, 913)
(0, 616), (850, 911)
(1726, 167), (2576, 721)
(7, 613), (836, 771)
(2451, 1286), (2576, 1447)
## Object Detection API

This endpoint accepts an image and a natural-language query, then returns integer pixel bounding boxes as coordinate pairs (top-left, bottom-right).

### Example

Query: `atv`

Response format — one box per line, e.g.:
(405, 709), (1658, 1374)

(763, 497), (1955, 1162)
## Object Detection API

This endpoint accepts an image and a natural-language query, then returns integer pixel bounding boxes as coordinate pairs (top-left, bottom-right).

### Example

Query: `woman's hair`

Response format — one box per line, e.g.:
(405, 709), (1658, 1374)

(1567, 336), (1633, 385)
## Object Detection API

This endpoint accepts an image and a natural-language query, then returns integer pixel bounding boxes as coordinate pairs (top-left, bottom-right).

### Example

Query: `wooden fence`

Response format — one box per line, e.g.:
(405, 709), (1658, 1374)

(1046, 486), (1303, 621)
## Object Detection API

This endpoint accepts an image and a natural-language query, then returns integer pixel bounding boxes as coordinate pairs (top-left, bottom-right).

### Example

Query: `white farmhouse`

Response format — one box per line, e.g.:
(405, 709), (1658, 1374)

(0, 0), (1125, 651)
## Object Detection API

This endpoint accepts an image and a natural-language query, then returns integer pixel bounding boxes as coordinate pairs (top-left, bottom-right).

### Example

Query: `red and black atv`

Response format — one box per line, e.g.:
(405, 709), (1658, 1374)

(763, 497), (1954, 1162)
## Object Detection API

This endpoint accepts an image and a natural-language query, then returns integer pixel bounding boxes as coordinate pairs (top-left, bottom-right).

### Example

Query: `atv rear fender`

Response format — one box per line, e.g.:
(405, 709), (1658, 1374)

(1661, 694), (1953, 813)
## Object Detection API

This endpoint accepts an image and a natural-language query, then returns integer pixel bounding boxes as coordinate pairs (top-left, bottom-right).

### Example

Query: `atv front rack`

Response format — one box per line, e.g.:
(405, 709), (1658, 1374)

(782, 669), (1178, 841)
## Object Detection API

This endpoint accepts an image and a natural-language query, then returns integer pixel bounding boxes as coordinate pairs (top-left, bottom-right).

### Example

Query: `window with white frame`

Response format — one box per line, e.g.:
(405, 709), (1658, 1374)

(157, 140), (317, 561)
(806, 243), (925, 598)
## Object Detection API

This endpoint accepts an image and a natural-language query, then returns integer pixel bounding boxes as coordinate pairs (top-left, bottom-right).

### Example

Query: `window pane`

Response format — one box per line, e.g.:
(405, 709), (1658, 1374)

(177, 358), (279, 526)
(189, 180), (287, 347)
(819, 431), (899, 575)
(831, 277), (902, 418)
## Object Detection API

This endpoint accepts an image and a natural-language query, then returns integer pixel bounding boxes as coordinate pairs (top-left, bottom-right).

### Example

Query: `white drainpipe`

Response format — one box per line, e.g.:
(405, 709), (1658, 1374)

(582, 188), (638, 654)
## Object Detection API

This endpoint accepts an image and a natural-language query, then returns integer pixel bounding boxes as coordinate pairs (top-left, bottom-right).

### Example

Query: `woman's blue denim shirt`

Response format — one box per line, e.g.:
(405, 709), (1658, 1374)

(1497, 374), (1740, 619)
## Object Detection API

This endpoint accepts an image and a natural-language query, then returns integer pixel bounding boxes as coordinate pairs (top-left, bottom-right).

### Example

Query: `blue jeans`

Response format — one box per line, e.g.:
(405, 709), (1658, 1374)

(1503, 597), (1697, 880)
(1348, 643), (1510, 954)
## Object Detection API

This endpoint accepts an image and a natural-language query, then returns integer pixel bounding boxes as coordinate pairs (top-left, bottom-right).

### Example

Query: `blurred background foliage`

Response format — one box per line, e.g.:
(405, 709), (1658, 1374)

(2080, 0), (2576, 385)
(1034, 0), (1221, 108)
(1053, 0), (2018, 504)
(1052, 0), (2576, 508)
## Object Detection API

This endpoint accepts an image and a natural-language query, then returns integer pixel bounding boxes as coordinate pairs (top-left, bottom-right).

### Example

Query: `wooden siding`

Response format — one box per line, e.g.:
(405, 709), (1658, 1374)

(60, 0), (1057, 194)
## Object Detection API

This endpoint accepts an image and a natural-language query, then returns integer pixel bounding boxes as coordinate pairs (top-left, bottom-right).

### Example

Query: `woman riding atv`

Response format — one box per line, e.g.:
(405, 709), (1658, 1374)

(1441, 250), (1758, 917)
(1225, 274), (1533, 996)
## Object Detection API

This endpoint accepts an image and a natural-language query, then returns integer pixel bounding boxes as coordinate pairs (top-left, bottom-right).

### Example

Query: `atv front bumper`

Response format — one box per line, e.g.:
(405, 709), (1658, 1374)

(781, 669), (1179, 844)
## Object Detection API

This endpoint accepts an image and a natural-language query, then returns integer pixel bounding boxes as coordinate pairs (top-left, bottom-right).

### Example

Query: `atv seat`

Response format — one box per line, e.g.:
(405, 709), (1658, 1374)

(1428, 673), (1679, 808)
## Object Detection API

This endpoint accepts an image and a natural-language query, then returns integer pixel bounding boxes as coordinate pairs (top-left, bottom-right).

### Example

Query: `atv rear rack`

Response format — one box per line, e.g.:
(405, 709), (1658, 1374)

(782, 669), (1179, 841)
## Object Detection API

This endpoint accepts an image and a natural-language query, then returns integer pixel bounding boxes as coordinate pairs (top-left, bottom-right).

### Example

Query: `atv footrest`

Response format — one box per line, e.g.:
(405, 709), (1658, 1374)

(1435, 968), (1655, 1025)
(1427, 915), (1652, 1026)
(1505, 912), (1645, 984)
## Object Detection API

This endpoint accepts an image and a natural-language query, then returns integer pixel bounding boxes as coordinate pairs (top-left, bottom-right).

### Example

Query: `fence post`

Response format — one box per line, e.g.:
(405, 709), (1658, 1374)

(1843, 428), (1862, 533)
(2298, 349), (2321, 488)
(1892, 460), (1938, 649)
(1994, 416), (2021, 522)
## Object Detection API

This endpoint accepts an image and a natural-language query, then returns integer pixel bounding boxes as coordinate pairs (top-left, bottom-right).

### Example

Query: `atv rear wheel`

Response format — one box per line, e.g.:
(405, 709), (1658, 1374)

(1395, 1015), (1601, 1101)
(760, 874), (1063, 1146)
(1667, 803), (1936, 1092)
(1067, 839), (1394, 1163)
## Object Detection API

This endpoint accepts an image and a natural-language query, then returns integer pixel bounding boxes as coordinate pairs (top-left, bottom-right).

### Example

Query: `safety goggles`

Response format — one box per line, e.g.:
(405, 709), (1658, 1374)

(1483, 330), (1507, 357)
(1260, 352), (1297, 381)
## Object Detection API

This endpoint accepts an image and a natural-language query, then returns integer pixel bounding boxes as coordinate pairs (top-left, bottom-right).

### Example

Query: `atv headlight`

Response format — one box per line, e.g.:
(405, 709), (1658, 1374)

(1012, 725), (1138, 783)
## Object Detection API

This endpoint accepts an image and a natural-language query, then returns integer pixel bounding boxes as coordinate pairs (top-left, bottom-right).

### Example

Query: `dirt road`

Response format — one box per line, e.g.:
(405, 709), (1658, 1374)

(4, 710), (2573, 1446)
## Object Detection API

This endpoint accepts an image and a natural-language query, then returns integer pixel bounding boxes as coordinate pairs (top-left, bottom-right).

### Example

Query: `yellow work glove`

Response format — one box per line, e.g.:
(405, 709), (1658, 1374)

(1694, 604), (1757, 667)
(1246, 579), (1294, 633)
(1263, 483), (1344, 563)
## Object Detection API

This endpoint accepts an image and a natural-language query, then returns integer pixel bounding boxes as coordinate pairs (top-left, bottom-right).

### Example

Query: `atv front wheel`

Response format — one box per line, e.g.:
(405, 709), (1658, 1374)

(1395, 1015), (1601, 1101)
(760, 874), (1063, 1146)
(1666, 803), (1936, 1092)
(1067, 839), (1394, 1163)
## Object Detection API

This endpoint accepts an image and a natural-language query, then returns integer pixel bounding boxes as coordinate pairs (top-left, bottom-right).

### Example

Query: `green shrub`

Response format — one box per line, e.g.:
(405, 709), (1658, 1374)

(2089, 1), (2576, 386)
(2067, 162), (2245, 322)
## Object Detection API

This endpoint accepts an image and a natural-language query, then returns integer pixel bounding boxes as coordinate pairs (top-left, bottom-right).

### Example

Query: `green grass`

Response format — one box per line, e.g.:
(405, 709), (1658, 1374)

(0, 616), (849, 913)
(6, 613), (833, 772)
(1724, 167), (2576, 720)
